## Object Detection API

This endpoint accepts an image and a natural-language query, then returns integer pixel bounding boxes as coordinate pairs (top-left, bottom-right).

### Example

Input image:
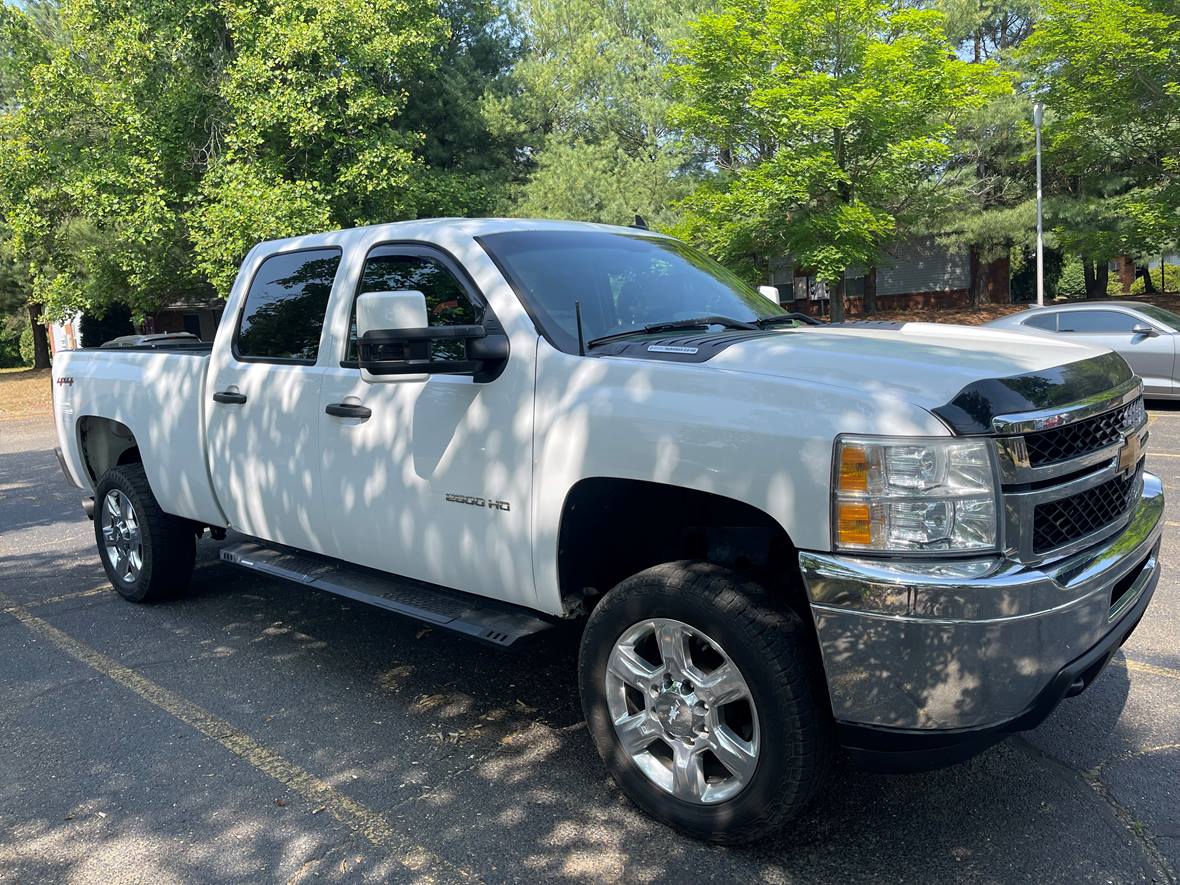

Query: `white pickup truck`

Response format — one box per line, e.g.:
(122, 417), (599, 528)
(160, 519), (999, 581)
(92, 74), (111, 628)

(52, 219), (1163, 843)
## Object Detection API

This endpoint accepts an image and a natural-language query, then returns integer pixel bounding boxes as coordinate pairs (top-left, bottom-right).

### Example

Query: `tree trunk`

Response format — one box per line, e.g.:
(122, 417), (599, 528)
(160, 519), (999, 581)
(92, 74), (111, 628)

(1115, 256), (1135, 293)
(829, 275), (845, 323)
(862, 268), (877, 315)
(969, 248), (983, 308)
(26, 303), (51, 369)
(1138, 266), (1157, 294)
(1093, 261), (1108, 299)
(1082, 261), (1108, 299)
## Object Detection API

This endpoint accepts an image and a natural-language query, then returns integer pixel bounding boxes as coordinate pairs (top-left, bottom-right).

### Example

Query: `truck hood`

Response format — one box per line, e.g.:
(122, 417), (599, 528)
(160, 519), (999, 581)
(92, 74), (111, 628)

(698, 323), (1133, 431)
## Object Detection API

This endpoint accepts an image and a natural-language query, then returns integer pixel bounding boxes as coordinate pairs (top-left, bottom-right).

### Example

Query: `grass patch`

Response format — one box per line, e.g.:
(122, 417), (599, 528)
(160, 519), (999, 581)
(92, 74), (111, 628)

(0, 367), (53, 419)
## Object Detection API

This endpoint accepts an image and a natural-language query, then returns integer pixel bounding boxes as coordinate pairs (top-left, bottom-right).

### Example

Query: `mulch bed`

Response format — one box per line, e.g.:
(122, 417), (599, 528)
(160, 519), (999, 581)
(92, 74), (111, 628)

(866, 293), (1180, 327)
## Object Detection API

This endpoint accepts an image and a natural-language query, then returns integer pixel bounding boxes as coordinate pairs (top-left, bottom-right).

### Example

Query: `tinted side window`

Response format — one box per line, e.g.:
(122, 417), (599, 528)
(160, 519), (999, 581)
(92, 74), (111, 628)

(1057, 310), (1140, 333)
(347, 253), (483, 362)
(236, 249), (342, 361)
(1023, 313), (1057, 331)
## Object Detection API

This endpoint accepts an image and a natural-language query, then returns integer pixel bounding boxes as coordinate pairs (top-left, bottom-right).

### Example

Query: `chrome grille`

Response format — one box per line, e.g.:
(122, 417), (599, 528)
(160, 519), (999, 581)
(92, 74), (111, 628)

(1024, 397), (1146, 467)
(1032, 461), (1144, 553)
(993, 380), (1147, 563)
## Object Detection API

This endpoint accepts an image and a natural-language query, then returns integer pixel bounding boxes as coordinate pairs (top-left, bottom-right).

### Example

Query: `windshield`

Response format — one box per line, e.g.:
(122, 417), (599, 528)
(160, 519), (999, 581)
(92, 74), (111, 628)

(478, 230), (782, 353)
(1132, 304), (1180, 331)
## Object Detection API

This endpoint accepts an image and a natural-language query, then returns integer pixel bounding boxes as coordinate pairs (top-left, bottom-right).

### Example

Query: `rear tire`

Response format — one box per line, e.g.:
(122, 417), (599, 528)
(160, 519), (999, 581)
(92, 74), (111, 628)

(94, 464), (195, 603)
(579, 561), (831, 844)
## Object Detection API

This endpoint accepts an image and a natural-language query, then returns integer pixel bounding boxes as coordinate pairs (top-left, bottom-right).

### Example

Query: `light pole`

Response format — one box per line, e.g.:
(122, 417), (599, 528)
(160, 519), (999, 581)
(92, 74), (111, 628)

(1034, 102), (1045, 307)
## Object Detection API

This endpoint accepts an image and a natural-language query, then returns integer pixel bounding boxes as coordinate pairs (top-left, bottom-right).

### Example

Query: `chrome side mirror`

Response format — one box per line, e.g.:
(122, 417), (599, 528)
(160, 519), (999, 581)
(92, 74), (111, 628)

(1131, 323), (1158, 338)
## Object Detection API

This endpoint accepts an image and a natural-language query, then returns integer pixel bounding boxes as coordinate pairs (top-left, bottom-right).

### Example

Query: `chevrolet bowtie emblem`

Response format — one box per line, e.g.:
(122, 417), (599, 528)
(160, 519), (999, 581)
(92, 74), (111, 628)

(1118, 432), (1143, 477)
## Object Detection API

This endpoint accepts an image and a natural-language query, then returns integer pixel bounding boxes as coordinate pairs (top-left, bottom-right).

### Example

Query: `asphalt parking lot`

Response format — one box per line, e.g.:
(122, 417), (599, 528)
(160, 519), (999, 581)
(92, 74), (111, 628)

(2, 411), (1179, 884)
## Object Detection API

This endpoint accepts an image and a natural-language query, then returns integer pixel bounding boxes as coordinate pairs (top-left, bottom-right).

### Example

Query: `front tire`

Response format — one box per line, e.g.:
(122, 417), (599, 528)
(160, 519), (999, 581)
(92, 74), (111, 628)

(94, 464), (195, 603)
(579, 561), (831, 844)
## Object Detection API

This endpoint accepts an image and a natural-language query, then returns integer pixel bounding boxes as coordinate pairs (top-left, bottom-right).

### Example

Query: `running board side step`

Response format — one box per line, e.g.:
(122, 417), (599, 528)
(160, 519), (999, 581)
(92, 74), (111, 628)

(220, 541), (555, 647)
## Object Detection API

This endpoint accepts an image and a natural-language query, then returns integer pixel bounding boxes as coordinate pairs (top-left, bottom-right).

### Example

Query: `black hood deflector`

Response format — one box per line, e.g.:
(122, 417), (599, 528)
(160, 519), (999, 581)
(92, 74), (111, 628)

(933, 350), (1134, 434)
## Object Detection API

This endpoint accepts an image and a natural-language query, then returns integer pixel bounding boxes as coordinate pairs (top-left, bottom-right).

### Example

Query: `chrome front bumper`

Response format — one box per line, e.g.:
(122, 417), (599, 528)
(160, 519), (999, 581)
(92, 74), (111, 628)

(800, 472), (1163, 745)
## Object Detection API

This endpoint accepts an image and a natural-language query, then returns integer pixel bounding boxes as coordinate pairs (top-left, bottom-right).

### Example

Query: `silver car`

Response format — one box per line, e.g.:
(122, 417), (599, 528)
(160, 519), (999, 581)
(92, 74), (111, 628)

(987, 301), (1180, 399)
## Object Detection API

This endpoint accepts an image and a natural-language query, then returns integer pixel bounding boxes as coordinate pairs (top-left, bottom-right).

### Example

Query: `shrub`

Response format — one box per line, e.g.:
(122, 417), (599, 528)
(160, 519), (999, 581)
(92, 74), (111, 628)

(1130, 264), (1180, 296)
(1107, 270), (1128, 297)
(18, 324), (35, 365)
(1054, 259), (1087, 299)
(0, 314), (27, 368)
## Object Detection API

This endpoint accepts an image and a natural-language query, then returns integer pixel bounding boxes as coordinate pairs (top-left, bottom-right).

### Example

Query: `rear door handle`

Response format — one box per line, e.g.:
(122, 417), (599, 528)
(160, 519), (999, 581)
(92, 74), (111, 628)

(325, 402), (372, 420)
(212, 390), (247, 405)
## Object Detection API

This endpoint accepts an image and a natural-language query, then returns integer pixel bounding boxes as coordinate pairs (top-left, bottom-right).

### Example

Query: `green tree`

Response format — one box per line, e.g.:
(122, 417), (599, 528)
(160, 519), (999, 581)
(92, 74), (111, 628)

(0, 0), (523, 318)
(1022, 0), (1179, 297)
(0, 2), (57, 366)
(939, 0), (1037, 61)
(933, 0), (1040, 307)
(188, 0), (446, 293)
(493, 0), (706, 228)
(0, 0), (234, 320)
(670, 0), (1010, 319)
(398, 0), (527, 218)
(939, 91), (1039, 306)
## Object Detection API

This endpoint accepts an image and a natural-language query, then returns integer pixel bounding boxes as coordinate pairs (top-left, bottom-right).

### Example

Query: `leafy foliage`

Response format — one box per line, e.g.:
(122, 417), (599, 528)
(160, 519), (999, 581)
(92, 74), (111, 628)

(1023, 0), (1179, 265)
(0, 0), (1174, 328)
(667, 0), (1010, 304)
(1130, 264), (1180, 296)
(493, 0), (706, 227)
(939, 0), (1037, 61)
(0, 0), (523, 319)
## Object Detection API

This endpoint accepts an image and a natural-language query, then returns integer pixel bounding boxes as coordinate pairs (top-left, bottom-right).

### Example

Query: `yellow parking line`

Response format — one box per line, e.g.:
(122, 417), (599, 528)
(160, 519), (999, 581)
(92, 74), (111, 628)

(1148, 451), (1180, 458)
(1165, 521), (1180, 529)
(1119, 658), (1180, 682)
(15, 586), (113, 609)
(0, 593), (474, 883)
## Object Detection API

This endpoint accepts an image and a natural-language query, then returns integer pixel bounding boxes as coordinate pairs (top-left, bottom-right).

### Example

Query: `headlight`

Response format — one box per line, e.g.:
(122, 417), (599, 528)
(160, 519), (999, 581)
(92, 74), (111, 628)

(833, 436), (998, 553)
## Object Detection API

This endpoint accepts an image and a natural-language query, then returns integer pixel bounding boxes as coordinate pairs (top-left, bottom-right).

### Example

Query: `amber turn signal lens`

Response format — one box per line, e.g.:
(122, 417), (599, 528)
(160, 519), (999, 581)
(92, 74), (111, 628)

(836, 501), (873, 547)
(838, 445), (869, 493)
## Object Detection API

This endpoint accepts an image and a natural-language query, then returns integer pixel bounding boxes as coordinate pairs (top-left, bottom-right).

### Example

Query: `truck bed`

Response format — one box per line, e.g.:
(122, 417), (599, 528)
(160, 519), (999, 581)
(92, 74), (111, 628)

(52, 347), (225, 527)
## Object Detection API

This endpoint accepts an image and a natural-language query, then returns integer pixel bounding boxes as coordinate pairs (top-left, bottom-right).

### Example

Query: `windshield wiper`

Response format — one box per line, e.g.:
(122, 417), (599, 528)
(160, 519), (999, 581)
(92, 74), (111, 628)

(753, 312), (823, 328)
(587, 315), (758, 349)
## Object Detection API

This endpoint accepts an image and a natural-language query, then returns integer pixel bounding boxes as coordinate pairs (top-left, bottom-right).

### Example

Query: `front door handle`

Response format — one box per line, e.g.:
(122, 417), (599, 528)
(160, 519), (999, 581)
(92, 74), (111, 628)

(325, 402), (372, 420)
(212, 390), (247, 405)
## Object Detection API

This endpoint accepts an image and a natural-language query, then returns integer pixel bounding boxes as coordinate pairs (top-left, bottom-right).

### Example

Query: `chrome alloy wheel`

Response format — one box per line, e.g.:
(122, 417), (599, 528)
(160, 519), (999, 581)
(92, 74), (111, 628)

(605, 618), (760, 804)
(100, 489), (143, 584)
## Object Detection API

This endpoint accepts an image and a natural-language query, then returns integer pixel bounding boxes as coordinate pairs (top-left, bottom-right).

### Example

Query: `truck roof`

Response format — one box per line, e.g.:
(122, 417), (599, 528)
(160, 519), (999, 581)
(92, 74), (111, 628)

(249, 217), (665, 256)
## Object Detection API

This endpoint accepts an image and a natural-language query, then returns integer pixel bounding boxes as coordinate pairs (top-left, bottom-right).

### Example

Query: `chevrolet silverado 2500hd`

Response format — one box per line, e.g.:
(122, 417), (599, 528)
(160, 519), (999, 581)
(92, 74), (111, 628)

(52, 219), (1163, 843)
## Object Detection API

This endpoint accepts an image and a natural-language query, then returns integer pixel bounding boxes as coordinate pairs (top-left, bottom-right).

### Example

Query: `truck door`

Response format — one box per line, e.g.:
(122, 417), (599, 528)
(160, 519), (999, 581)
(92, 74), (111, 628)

(205, 247), (342, 552)
(316, 243), (537, 608)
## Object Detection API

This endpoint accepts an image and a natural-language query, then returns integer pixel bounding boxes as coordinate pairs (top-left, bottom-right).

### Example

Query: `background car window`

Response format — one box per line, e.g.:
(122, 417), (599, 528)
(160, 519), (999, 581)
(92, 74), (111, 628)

(1056, 310), (1141, 333)
(1128, 304), (1180, 331)
(346, 253), (483, 362)
(1023, 313), (1057, 331)
(236, 249), (341, 361)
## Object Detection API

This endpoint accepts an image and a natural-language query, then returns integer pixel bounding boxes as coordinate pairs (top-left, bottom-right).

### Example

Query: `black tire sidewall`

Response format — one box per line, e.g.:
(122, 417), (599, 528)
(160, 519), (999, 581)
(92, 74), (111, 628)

(579, 563), (820, 842)
(94, 466), (168, 602)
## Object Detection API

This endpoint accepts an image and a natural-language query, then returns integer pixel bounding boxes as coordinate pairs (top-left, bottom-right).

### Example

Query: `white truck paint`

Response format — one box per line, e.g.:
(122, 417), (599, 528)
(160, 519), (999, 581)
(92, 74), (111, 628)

(52, 218), (1163, 841)
(54, 219), (1111, 613)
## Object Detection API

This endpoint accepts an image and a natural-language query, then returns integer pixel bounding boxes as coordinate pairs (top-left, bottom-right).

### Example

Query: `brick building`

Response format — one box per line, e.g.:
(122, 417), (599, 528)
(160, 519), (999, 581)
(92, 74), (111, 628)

(768, 235), (1011, 316)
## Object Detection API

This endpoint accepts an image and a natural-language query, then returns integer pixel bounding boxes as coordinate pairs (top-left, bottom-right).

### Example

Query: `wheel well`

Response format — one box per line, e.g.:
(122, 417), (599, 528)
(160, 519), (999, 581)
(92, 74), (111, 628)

(77, 416), (141, 484)
(557, 478), (807, 616)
